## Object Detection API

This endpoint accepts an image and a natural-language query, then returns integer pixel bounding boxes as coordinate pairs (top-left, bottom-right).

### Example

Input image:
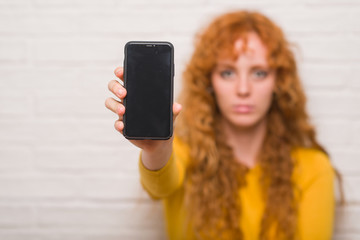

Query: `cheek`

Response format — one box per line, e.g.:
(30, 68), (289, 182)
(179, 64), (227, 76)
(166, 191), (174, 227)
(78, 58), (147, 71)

(211, 78), (232, 106)
(257, 78), (275, 109)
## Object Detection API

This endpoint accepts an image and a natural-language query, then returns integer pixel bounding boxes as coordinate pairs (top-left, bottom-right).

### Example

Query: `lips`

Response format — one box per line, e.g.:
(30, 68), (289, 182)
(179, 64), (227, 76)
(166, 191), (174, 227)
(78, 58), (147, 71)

(232, 104), (254, 113)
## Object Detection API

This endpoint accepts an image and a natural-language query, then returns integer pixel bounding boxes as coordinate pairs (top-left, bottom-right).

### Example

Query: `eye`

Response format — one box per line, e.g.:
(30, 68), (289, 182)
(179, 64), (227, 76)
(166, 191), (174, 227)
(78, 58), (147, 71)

(219, 69), (235, 79)
(251, 69), (269, 79)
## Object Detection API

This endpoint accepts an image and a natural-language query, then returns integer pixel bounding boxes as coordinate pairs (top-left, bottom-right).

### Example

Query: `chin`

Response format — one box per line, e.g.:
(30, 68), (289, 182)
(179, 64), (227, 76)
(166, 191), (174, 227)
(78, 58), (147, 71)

(227, 115), (263, 129)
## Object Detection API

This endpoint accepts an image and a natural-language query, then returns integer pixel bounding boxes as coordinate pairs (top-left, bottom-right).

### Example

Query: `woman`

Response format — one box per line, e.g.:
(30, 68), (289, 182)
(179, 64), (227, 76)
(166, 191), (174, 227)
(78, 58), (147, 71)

(105, 11), (344, 240)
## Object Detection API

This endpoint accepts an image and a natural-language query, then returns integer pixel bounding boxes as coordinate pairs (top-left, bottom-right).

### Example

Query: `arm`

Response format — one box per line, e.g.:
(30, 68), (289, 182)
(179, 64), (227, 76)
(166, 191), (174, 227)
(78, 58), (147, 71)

(105, 66), (184, 197)
(297, 153), (335, 240)
(139, 149), (185, 199)
(139, 136), (188, 199)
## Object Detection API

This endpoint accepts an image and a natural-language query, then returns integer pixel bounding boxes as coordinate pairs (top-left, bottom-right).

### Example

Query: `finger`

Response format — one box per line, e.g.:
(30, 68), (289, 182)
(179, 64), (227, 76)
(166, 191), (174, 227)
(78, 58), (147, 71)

(114, 67), (124, 80)
(114, 120), (124, 133)
(173, 102), (182, 123)
(108, 79), (127, 99)
(105, 97), (125, 115)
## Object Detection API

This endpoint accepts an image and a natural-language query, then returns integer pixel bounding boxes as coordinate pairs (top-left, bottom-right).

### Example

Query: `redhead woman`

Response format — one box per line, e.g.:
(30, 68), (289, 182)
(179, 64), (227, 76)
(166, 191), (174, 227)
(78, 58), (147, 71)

(105, 11), (344, 240)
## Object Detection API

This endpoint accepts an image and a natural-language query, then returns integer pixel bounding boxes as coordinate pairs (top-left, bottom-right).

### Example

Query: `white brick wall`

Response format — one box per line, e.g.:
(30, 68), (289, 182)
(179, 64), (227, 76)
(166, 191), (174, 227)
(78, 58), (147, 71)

(0, 0), (359, 239)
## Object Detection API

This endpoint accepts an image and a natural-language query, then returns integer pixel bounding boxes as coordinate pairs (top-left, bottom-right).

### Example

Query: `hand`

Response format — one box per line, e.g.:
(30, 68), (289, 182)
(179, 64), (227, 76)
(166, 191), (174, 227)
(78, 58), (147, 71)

(105, 67), (182, 169)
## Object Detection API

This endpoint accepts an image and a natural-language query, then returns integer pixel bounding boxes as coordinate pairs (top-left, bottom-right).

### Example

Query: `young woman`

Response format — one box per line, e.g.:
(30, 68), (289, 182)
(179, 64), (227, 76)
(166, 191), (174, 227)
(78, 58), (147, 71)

(106, 10), (344, 240)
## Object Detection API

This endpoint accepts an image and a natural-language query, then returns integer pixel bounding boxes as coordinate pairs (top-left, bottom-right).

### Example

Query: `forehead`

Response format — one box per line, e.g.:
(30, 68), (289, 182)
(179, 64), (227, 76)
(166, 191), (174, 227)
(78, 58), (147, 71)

(218, 32), (269, 65)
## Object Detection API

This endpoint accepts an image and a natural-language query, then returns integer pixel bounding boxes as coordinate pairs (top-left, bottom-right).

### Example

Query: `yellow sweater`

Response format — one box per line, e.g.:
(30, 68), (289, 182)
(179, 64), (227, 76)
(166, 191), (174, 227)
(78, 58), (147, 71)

(139, 136), (335, 240)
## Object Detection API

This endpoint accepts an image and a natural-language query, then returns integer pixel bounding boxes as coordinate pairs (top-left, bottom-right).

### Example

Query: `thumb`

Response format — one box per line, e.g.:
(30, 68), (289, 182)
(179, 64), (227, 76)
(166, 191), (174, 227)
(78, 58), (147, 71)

(173, 102), (182, 123)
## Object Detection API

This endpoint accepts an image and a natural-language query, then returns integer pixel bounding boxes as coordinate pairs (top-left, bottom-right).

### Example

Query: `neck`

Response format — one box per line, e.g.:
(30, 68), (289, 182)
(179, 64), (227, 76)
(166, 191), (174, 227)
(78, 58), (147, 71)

(222, 118), (267, 168)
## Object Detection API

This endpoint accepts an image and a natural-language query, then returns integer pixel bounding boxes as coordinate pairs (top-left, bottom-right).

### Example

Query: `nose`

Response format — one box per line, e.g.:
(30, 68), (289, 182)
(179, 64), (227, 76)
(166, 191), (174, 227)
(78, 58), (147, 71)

(235, 73), (251, 97)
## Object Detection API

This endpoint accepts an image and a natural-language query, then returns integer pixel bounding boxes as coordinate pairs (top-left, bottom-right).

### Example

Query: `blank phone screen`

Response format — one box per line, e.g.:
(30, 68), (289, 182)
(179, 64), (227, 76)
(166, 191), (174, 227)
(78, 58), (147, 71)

(124, 42), (173, 139)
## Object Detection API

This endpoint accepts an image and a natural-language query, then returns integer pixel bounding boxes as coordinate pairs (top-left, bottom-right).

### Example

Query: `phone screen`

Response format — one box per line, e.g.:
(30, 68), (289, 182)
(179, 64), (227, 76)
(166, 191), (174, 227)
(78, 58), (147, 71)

(123, 41), (174, 139)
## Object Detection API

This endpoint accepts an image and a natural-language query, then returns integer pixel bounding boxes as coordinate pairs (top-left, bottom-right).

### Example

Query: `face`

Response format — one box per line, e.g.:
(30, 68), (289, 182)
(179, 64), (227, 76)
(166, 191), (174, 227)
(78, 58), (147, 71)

(211, 32), (276, 129)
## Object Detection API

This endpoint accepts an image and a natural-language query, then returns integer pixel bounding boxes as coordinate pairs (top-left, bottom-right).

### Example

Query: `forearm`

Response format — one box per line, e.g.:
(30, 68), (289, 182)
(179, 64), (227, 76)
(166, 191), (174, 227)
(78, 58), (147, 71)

(141, 137), (173, 171)
(138, 135), (187, 199)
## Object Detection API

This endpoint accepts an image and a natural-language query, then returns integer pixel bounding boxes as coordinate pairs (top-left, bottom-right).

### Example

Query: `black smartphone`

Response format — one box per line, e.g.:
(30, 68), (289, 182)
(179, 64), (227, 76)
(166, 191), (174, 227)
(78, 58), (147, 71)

(123, 41), (174, 140)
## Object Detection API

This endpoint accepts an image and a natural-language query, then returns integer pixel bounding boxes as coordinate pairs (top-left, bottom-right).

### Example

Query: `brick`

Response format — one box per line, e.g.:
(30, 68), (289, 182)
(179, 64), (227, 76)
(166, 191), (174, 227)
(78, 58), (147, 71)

(333, 233), (360, 240)
(0, 146), (32, 171)
(38, 233), (84, 240)
(76, 9), (208, 37)
(0, 205), (35, 227)
(27, 13), (79, 34)
(304, 0), (360, 5)
(0, 95), (33, 116)
(0, 0), (31, 6)
(307, 93), (360, 118)
(33, 0), (117, 7)
(341, 176), (360, 203)
(34, 145), (139, 174)
(78, 67), (136, 99)
(330, 148), (360, 175)
(78, 175), (146, 200)
(313, 120), (353, 147)
(78, 12), (164, 35)
(38, 202), (164, 229)
(81, 230), (166, 240)
(298, 38), (360, 61)
(0, 68), (79, 90)
(0, 13), (28, 34)
(0, 120), (35, 144)
(0, 12), (79, 34)
(31, 119), (127, 146)
(33, 40), (119, 64)
(0, 41), (27, 62)
(267, 7), (360, 34)
(76, 67), (117, 93)
(348, 69), (360, 89)
(300, 64), (353, 89)
(209, 0), (299, 4)
(122, 0), (207, 6)
(0, 231), (38, 240)
(34, 229), (166, 240)
(352, 123), (360, 146)
(335, 205), (360, 233)
(34, 94), (106, 117)
(0, 176), (81, 199)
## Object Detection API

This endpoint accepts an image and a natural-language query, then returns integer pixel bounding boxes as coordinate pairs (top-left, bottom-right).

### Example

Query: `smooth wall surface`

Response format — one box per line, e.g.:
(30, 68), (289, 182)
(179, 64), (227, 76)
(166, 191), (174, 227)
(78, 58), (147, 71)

(0, 0), (359, 239)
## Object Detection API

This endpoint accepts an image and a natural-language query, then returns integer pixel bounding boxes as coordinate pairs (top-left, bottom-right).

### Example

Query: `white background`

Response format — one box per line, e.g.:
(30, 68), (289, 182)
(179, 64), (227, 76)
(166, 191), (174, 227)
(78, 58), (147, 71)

(0, 0), (359, 239)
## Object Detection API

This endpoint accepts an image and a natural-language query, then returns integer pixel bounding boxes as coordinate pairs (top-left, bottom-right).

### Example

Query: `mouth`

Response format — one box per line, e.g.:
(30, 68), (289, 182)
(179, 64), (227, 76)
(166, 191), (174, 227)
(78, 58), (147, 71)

(232, 104), (254, 113)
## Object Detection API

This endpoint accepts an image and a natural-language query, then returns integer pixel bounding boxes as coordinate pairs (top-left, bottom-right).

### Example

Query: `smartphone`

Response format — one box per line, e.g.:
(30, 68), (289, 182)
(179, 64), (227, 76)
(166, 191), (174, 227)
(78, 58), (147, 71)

(123, 41), (174, 140)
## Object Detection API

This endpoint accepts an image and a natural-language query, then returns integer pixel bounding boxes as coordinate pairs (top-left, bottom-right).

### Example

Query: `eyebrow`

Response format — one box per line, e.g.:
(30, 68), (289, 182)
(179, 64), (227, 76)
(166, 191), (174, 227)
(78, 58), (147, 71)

(250, 64), (271, 69)
(215, 62), (236, 68)
(215, 62), (270, 69)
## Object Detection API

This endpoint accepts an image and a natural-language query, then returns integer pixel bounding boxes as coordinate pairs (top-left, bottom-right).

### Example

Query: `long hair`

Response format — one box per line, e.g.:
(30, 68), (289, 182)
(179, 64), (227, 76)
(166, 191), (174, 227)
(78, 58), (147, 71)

(175, 10), (344, 240)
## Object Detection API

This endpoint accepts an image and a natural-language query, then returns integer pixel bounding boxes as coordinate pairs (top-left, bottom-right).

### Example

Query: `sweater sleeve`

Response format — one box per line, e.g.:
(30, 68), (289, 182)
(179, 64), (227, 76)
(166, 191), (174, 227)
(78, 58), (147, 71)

(295, 150), (336, 240)
(138, 136), (188, 199)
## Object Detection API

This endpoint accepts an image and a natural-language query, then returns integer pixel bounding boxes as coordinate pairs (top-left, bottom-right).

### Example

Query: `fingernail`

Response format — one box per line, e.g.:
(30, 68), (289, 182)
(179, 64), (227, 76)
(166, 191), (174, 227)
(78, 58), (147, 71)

(118, 88), (123, 96)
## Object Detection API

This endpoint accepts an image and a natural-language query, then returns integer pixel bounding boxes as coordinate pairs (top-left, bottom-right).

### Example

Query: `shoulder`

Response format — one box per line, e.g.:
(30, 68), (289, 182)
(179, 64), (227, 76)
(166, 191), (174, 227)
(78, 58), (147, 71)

(291, 147), (335, 189)
(292, 147), (333, 174)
